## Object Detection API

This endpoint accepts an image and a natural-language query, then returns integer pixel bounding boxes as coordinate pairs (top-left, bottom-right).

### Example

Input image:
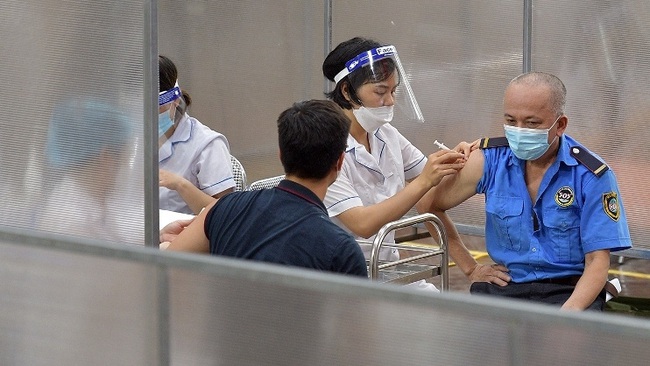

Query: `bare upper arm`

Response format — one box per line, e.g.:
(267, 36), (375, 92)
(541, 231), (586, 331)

(166, 201), (215, 253)
(428, 148), (484, 211)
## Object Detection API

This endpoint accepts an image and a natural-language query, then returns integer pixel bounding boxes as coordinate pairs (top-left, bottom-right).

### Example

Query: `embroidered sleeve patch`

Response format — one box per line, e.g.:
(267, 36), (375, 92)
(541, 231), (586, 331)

(602, 192), (620, 221)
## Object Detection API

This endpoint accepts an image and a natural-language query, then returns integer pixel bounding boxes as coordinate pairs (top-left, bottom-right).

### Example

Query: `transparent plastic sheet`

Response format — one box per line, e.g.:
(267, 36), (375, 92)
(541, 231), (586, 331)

(335, 45), (425, 124)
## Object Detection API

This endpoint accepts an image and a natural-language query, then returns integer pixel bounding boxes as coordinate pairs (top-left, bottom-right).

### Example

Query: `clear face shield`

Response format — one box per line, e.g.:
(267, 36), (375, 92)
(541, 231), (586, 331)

(158, 82), (186, 141)
(334, 45), (424, 124)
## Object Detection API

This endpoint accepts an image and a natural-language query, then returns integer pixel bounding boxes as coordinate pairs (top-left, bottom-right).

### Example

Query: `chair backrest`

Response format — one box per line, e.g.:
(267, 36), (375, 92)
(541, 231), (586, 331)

(230, 155), (247, 192)
(247, 174), (285, 190)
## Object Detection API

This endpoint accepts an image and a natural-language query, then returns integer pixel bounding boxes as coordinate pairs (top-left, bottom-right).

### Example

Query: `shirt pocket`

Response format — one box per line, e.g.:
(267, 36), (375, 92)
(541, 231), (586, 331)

(543, 206), (581, 263)
(485, 196), (524, 251)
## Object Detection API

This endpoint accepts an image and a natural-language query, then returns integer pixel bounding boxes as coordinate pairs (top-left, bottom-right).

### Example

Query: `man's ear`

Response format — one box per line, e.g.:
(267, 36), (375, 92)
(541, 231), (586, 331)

(336, 152), (345, 171)
(556, 115), (568, 135)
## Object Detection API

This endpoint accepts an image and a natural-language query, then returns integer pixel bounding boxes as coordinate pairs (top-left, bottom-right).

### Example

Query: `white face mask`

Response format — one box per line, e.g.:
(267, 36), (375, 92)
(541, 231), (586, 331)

(352, 105), (394, 133)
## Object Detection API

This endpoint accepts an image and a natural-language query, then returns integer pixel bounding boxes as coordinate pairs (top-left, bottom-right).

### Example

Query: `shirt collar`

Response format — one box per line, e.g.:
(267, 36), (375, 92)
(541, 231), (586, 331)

(556, 134), (579, 168)
(167, 113), (191, 144)
(344, 128), (388, 168)
(344, 127), (387, 152)
(159, 113), (190, 162)
(276, 179), (327, 212)
(345, 133), (360, 153)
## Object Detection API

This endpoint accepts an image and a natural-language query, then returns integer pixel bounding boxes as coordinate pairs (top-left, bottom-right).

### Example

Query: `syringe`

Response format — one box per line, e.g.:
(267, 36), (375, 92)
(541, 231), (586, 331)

(433, 140), (451, 151)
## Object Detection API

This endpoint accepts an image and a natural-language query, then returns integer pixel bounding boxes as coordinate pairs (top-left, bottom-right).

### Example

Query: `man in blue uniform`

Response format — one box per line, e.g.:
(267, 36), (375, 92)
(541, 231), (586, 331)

(163, 99), (368, 277)
(419, 72), (631, 310)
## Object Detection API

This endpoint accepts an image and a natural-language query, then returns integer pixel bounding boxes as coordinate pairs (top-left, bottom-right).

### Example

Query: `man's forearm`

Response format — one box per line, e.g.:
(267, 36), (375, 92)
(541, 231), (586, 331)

(424, 210), (477, 278)
(175, 179), (217, 214)
(562, 250), (610, 310)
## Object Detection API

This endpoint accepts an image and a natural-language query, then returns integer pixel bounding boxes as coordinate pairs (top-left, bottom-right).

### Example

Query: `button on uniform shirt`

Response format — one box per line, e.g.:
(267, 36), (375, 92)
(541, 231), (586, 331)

(324, 124), (427, 261)
(478, 134), (632, 283)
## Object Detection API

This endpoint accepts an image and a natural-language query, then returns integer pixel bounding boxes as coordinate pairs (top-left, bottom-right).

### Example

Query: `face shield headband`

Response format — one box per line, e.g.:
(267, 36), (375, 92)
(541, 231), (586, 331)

(334, 45), (424, 123)
(158, 81), (181, 106)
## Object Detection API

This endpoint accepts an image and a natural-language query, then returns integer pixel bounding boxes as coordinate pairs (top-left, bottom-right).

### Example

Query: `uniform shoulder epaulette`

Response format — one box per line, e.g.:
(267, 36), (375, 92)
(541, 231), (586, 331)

(570, 146), (609, 177)
(479, 137), (509, 149)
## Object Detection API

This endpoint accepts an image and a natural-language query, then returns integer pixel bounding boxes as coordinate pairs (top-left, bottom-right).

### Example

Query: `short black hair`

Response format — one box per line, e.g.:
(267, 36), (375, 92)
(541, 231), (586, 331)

(277, 100), (350, 179)
(322, 37), (397, 109)
(509, 72), (567, 117)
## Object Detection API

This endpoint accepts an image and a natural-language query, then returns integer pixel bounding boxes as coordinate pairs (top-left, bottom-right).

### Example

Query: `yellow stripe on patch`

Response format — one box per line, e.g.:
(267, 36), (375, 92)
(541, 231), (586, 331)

(594, 164), (607, 175)
(481, 138), (489, 148)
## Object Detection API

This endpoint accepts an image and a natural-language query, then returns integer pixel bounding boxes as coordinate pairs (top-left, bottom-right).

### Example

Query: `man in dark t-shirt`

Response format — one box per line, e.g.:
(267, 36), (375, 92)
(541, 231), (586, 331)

(164, 100), (367, 277)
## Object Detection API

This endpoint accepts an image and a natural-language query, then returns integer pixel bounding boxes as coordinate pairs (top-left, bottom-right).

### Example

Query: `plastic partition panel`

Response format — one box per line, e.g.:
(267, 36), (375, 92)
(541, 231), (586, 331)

(165, 251), (650, 366)
(158, 0), (326, 182)
(0, 1), (147, 245)
(0, 240), (161, 365)
(2, 231), (650, 365)
(331, 0), (523, 229)
(167, 267), (509, 365)
(531, 1), (650, 252)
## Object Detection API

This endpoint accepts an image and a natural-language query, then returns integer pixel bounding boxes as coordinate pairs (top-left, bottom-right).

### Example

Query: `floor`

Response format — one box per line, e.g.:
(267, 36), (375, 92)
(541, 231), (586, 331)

(394, 229), (650, 300)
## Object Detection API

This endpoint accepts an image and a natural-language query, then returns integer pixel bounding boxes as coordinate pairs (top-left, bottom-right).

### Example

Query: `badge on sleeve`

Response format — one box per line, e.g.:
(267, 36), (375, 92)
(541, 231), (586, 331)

(602, 192), (620, 221)
(555, 186), (574, 207)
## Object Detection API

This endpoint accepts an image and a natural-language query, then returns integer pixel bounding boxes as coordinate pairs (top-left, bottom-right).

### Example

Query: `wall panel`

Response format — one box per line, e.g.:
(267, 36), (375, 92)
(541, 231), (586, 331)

(531, 1), (650, 251)
(0, 0), (150, 245)
(158, 0), (325, 182)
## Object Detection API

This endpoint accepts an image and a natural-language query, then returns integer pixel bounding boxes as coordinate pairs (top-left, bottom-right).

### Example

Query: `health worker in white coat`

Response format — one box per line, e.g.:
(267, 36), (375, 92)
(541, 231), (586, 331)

(322, 37), (470, 287)
(158, 55), (235, 214)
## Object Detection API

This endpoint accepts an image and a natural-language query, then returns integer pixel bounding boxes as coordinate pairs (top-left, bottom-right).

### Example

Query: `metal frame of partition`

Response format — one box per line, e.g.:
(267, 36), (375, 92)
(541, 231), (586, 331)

(323, 0), (333, 94)
(145, 0), (160, 248)
(523, 0), (533, 73)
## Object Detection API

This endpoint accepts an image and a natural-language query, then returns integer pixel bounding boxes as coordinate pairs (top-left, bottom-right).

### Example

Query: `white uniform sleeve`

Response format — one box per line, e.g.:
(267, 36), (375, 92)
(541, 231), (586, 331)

(396, 128), (426, 181)
(195, 134), (235, 196)
(323, 163), (363, 217)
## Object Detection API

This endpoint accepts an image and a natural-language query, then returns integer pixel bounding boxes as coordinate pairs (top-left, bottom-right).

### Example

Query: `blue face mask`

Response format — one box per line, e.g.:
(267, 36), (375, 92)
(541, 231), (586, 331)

(503, 116), (559, 160)
(158, 111), (174, 138)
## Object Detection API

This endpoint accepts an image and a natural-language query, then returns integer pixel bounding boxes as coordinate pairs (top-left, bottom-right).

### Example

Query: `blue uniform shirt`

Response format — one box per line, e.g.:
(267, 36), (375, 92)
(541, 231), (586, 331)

(477, 134), (631, 283)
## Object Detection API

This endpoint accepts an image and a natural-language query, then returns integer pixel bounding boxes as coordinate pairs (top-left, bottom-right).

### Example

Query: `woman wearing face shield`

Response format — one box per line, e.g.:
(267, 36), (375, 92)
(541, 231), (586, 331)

(158, 55), (235, 215)
(322, 37), (470, 285)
